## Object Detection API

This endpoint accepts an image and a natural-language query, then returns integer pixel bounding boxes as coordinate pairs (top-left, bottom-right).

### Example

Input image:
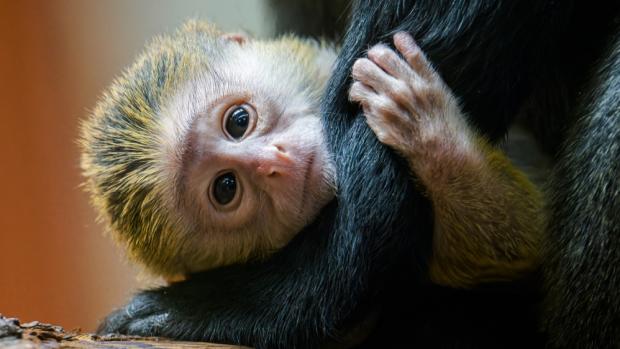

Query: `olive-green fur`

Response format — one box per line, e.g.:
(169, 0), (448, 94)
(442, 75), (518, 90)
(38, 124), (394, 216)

(427, 138), (543, 287)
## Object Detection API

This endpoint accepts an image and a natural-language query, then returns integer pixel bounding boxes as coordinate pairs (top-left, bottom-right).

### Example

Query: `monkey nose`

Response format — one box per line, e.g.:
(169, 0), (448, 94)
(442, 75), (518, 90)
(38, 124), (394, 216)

(256, 145), (293, 177)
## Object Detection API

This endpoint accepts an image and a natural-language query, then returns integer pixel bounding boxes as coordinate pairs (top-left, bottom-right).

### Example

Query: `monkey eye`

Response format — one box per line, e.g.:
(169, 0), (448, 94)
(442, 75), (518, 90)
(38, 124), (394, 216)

(224, 106), (250, 139)
(212, 172), (237, 206)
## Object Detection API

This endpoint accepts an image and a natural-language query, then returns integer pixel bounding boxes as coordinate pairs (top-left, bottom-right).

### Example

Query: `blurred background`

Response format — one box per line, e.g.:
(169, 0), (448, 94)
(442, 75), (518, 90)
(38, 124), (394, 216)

(0, 0), (347, 332)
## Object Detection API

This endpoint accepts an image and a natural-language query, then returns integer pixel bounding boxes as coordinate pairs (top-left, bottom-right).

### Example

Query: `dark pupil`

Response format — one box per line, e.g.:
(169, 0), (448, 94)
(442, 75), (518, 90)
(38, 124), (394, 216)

(226, 107), (249, 139)
(213, 172), (237, 205)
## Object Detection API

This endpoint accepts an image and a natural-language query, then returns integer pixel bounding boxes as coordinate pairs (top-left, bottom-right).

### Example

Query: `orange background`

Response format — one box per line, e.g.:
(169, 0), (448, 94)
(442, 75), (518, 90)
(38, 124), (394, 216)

(0, 0), (275, 332)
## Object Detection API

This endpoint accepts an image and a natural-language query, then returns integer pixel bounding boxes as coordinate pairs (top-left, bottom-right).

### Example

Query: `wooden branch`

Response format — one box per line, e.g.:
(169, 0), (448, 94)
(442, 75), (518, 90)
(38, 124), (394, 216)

(0, 315), (250, 349)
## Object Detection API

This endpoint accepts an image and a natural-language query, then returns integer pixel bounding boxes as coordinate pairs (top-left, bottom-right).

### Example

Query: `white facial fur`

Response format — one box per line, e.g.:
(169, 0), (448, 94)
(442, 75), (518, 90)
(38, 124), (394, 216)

(157, 38), (337, 273)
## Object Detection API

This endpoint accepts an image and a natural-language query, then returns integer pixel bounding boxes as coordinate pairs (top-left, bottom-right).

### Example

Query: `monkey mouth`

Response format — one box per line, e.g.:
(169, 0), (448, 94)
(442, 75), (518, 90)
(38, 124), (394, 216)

(298, 152), (315, 212)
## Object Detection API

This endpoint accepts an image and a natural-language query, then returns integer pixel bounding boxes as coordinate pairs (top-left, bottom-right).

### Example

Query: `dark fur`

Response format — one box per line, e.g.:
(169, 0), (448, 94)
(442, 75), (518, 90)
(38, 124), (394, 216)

(99, 1), (620, 348)
(543, 28), (620, 348)
(267, 0), (350, 41)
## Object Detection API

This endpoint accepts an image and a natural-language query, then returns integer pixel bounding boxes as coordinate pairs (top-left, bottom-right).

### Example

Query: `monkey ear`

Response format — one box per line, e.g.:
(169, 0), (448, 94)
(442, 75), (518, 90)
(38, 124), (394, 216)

(222, 33), (249, 45)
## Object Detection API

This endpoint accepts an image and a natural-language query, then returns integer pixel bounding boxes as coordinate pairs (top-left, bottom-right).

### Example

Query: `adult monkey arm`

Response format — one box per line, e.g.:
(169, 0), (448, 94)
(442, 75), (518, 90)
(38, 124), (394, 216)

(543, 29), (620, 348)
(98, 119), (418, 349)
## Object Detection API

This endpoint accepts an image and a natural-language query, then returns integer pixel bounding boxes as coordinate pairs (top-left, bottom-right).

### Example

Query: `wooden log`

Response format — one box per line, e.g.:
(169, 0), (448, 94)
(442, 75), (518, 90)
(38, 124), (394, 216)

(0, 316), (250, 349)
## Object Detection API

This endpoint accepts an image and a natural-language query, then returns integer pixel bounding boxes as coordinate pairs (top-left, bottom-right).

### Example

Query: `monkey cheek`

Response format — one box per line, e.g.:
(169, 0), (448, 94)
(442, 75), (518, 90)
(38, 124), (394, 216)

(267, 175), (318, 234)
(300, 164), (337, 225)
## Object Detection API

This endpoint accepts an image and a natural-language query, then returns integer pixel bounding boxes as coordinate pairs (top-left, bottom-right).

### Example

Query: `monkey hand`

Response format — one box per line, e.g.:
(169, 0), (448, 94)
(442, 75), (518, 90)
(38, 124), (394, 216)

(96, 284), (236, 341)
(349, 32), (470, 170)
(349, 32), (542, 289)
(97, 291), (175, 338)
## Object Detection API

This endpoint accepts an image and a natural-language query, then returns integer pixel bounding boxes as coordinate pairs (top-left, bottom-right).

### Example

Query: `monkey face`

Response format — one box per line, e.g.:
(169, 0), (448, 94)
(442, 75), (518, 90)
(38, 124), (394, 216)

(157, 39), (337, 274)
(184, 104), (332, 233)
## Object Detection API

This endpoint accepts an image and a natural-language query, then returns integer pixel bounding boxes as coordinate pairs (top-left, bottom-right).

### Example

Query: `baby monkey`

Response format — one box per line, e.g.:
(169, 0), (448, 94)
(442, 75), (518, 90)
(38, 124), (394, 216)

(81, 21), (542, 288)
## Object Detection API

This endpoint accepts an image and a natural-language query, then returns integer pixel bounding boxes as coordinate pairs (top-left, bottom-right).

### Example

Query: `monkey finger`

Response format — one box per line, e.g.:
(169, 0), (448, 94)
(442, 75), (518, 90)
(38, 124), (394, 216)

(352, 57), (416, 111)
(352, 58), (400, 96)
(364, 116), (392, 145)
(365, 95), (413, 128)
(363, 104), (412, 152)
(393, 32), (436, 82)
(367, 43), (415, 83)
(349, 81), (377, 106)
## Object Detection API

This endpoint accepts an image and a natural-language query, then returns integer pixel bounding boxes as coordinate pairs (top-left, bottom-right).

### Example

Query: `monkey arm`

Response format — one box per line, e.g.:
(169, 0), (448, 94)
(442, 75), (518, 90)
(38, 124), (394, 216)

(543, 31), (620, 348)
(349, 32), (542, 288)
(421, 140), (542, 288)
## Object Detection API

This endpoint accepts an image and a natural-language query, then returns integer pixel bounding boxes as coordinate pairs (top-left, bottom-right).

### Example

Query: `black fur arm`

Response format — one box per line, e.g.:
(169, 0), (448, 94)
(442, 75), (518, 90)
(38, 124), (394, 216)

(98, 116), (422, 349)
